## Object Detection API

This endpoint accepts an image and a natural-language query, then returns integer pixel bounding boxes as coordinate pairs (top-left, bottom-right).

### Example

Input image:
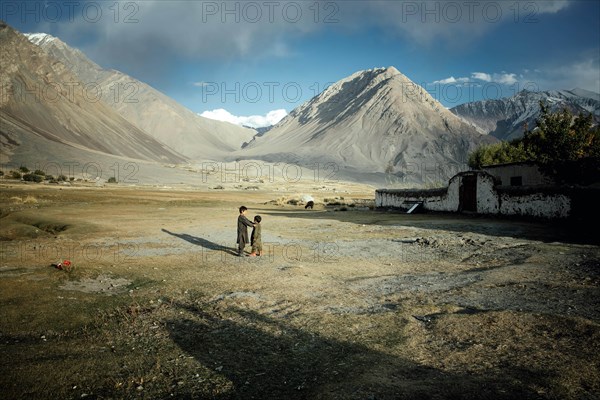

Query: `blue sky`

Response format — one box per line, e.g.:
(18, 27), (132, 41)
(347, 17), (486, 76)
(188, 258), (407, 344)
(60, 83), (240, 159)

(3, 0), (599, 127)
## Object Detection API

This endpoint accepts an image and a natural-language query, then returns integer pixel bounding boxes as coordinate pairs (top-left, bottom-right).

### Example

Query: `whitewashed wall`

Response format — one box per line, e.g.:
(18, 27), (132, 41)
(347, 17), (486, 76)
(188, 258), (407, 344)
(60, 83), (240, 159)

(499, 192), (571, 218)
(476, 173), (499, 214)
(425, 175), (460, 212)
(376, 188), (454, 211)
(376, 172), (573, 219)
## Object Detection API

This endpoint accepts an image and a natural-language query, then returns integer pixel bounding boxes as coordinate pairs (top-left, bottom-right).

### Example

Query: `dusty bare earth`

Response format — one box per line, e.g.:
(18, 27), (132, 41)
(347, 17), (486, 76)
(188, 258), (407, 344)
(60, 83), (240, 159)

(0, 181), (599, 399)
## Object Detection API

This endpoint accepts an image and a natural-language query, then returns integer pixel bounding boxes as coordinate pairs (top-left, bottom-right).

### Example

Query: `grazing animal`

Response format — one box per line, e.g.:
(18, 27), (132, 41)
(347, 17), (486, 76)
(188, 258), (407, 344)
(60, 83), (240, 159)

(305, 200), (314, 209)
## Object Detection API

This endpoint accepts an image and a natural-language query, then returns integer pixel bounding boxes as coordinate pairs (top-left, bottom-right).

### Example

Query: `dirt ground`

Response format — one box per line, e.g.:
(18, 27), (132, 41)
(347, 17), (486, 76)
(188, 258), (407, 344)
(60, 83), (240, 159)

(0, 181), (599, 399)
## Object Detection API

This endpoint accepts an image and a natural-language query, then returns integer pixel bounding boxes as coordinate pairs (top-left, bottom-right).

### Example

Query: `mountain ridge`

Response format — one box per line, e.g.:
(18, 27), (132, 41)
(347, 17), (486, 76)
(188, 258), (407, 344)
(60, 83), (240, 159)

(237, 66), (496, 183)
(0, 22), (187, 165)
(24, 32), (255, 161)
(450, 88), (600, 141)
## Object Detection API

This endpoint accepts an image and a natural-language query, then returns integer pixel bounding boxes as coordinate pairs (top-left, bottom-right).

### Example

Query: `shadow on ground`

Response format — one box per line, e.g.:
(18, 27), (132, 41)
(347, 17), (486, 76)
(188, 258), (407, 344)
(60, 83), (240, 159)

(254, 208), (597, 245)
(167, 302), (548, 399)
(162, 228), (238, 256)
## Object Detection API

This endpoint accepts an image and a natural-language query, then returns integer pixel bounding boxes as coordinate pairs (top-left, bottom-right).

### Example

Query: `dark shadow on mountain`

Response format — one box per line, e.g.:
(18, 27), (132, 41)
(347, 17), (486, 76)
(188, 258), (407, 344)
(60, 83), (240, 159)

(167, 301), (548, 399)
(162, 228), (238, 256)
(253, 208), (597, 245)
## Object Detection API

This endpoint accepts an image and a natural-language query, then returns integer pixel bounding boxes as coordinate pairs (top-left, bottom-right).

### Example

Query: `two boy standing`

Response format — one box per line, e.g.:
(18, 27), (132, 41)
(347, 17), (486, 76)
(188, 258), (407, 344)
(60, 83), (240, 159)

(237, 206), (262, 257)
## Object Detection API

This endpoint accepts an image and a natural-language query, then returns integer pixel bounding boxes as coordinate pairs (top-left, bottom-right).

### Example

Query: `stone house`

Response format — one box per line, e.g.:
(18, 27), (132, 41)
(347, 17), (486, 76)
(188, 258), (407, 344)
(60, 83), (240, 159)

(376, 170), (586, 219)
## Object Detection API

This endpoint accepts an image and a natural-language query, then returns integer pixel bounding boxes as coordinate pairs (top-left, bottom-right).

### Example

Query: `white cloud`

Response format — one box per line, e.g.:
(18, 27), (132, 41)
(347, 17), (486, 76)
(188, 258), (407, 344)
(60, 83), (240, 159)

(199, 109), (240, 125)
(536, 1), (572, 13)
(200, 109), (287, 128)
(432, 71), (524, 87)
(432, 71), (521, 85)
(496, 73), (518, 85)
(457, 56), (600, 93)
(432, 76), (470, 85)
(472, 72), (492, 82)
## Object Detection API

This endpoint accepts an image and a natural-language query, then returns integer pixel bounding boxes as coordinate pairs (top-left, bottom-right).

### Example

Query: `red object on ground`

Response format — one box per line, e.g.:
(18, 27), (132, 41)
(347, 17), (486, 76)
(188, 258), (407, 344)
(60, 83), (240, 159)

(51, 260), (72, 271)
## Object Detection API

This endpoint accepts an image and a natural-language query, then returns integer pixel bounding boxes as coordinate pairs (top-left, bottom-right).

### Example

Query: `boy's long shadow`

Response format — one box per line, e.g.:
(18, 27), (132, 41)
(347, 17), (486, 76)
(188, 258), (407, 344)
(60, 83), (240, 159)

(167, 301), (546, 399)
(161, 228), (238, 256)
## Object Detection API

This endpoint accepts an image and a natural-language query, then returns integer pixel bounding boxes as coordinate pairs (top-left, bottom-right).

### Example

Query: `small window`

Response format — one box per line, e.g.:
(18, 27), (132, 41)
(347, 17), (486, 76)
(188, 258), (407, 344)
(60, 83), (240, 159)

(510, 176), (522, 186)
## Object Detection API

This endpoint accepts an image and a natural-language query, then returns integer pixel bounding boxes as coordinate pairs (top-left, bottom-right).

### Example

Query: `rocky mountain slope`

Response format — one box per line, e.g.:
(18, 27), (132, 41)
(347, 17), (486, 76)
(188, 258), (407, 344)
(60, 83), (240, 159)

(238, 67), (495, 182)
(451, 89), (600, 141)
(0, 22), (186, 165)
(25, 32), (255, 160)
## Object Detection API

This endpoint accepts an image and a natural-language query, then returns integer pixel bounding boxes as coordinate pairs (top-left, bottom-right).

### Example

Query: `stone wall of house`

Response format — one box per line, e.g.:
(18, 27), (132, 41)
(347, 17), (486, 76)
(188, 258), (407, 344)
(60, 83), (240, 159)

(497, 188), (571, 219)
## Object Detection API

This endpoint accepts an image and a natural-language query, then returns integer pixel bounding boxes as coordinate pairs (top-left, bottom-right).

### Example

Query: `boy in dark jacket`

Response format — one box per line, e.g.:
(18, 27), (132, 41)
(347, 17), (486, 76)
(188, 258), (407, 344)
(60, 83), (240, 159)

(249, 215), (262, 257)
(237, 206), (254, 256)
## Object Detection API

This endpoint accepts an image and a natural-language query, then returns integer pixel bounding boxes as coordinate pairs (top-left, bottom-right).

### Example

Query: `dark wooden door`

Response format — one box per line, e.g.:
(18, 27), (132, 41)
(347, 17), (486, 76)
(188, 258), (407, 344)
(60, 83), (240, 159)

(459, 175), (477, 212)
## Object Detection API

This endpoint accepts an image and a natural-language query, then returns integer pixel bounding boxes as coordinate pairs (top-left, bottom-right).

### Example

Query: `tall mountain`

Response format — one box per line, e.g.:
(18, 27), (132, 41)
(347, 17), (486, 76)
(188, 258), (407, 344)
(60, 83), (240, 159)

(25, 32), (255, 160)
(0, 22), (186, 164)
(451, 89), (600, 141)
(237, 67), (495, 181)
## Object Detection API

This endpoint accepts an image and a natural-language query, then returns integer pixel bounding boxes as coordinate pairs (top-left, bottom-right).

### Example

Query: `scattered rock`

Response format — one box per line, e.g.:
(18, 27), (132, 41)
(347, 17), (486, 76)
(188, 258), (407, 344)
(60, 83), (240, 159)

(413, 315), (433, 323)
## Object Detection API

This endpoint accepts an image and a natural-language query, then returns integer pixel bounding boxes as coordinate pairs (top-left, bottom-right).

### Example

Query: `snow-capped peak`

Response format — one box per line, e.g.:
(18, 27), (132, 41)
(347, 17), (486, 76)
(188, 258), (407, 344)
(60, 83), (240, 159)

(24, 32), (57, 46)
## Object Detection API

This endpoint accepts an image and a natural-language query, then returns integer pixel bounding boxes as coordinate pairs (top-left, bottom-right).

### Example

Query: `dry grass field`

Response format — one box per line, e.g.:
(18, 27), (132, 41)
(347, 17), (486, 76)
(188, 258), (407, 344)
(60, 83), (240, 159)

(0, 181), (599, 399)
